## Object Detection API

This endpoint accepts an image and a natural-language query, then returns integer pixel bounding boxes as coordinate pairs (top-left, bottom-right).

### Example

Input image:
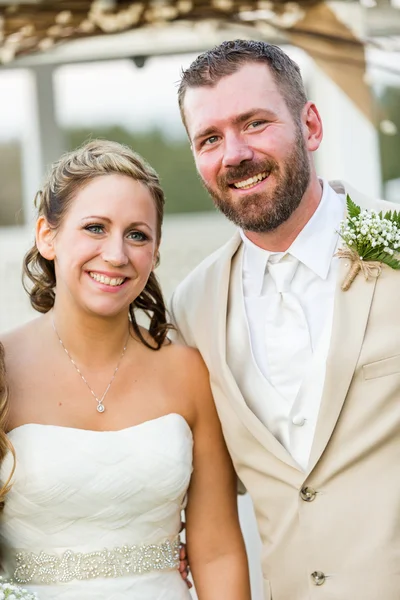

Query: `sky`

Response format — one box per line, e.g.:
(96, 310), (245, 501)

(0, 53), (198, 141)
(0, 45), (399, 144)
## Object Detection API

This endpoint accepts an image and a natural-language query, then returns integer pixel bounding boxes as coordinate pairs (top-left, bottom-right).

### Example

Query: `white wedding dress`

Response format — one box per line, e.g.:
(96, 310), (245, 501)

(0, 413), (193, 599)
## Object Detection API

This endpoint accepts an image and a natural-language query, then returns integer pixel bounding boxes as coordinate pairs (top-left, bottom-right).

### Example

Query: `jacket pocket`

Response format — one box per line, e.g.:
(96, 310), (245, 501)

(262, 577), (272, 599)
(363, 354), (400, 380)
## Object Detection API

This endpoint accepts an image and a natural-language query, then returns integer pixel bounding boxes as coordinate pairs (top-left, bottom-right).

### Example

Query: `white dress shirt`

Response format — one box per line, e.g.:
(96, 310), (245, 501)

(240, 180), (345, 468)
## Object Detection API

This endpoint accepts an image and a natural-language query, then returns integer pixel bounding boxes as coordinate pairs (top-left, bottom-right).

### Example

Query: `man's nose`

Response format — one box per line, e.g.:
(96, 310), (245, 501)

(222, 134), (254, 168)
(102, 236), (129, 267)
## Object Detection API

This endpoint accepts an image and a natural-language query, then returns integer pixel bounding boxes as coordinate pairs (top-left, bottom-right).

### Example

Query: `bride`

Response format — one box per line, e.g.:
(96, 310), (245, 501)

(0, 140), (251, 599)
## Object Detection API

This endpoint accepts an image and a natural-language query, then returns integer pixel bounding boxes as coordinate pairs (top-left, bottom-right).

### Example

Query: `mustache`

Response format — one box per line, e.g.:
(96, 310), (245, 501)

(218, 159), (278, 187)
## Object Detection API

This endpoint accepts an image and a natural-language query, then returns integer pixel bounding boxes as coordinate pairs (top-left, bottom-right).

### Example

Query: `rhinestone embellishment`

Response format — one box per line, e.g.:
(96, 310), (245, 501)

(13, 537), (180, 584)
(96, 403), (105, 413)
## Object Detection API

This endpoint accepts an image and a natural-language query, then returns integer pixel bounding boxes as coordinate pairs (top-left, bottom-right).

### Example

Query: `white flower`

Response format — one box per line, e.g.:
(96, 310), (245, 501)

(0, 580), (38, 599)
(339, 202), (400, 266)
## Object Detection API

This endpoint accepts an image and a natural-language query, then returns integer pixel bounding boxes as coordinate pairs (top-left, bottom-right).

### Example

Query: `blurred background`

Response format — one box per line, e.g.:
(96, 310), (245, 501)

(0, 1), (400, 597)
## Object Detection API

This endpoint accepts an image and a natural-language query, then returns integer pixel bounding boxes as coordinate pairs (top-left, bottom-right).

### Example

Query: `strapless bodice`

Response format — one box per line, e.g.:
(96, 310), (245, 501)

(0, 413), (193, 599)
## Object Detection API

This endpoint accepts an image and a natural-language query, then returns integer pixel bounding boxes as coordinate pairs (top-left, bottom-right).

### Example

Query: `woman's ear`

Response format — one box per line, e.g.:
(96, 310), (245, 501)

(36, 216), (56, 260)
(153, 249), (160, 270)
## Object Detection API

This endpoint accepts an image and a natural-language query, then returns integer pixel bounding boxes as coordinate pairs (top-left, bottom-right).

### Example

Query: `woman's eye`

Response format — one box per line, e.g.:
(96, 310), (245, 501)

(127, 231), (148, 242)
(85, 224), (104, 234)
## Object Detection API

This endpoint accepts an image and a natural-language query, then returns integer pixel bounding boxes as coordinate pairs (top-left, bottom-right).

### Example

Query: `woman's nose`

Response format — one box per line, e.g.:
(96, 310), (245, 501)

(101, 237), (128, 267)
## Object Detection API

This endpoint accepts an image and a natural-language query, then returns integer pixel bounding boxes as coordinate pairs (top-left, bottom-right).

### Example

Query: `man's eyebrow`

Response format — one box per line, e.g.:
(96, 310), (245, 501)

(193, 127), (218, 143)
(232, 109), (278, 125)
(193, 109), (278, 142)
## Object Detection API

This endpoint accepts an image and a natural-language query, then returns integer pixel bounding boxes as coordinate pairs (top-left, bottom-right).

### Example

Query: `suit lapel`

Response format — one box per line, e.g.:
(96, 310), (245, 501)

(207, 234), (301, 470)
(308, 182), (378, 471)
(202, 181), (380, 473)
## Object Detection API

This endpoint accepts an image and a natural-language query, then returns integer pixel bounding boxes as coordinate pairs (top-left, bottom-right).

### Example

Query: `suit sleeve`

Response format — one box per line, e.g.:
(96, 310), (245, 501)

(170, 288), (247, 496)
(169, 289), (190, 346)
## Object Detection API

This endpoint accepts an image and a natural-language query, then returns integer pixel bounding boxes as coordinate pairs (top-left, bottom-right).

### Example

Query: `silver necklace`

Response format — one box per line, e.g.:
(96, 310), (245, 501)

(52, 317), (129, 414)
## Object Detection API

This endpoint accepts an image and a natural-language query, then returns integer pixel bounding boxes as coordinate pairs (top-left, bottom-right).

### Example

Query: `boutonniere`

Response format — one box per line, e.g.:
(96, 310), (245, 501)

(337, 195), (400, 290)
(0, 577), (38, 599)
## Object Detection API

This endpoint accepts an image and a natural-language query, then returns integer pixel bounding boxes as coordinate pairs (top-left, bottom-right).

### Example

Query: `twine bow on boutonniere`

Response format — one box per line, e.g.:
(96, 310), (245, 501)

(337, 195), (400, 291)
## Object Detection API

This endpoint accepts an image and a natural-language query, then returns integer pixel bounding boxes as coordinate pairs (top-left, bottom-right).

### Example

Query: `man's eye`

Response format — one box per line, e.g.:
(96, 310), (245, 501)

(85, 224), (104, 234)
(204, 135), (220, 146)
(127, 231), (148, 242)
(249, 121), (265, 129)
(248, 120), (266, 129)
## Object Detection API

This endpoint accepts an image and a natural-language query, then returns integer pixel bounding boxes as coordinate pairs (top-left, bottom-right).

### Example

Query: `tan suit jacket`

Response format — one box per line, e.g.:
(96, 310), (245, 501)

(170, 181), (400, 600)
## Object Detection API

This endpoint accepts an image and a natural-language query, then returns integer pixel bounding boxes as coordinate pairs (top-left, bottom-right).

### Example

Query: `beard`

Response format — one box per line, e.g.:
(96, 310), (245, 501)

(202, 126), (311, 233)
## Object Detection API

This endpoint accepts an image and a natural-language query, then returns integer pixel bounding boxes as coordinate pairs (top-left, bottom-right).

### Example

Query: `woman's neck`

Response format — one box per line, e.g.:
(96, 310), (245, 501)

(49, 303), (132, 369)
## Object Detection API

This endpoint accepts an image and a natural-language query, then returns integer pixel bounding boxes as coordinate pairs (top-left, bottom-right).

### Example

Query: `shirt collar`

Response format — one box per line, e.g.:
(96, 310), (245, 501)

(240, 179), (345, 296)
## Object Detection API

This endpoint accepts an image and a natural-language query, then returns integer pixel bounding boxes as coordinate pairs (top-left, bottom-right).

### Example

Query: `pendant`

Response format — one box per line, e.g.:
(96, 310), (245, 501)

(97, 403), (105, 413)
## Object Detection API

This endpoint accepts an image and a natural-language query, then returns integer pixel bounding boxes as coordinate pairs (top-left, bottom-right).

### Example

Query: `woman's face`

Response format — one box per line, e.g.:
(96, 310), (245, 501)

(37, 173), (159, 319)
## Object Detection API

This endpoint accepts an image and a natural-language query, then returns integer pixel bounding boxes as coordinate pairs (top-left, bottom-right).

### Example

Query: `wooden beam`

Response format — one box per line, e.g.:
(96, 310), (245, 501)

(287, 3), (374, 121)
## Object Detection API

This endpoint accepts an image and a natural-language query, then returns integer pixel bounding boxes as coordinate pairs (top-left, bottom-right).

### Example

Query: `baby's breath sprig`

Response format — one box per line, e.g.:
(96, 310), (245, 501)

(0, 577), (38, 600)
(337, 195), (400, 290)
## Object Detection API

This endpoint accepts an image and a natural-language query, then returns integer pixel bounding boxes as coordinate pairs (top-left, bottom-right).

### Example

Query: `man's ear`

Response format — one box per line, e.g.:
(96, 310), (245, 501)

(301, 101), (323, 152)
(36, 216), (56, 260)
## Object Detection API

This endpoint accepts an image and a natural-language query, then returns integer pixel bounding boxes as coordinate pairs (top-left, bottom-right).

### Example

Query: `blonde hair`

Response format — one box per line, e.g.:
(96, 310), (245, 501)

(23, 139), (173, 349)
(0, 342), (16, 509)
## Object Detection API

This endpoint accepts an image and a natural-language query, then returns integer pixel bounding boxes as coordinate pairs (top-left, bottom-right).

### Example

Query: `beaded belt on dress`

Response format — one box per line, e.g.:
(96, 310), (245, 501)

(11, 536), (180, 585)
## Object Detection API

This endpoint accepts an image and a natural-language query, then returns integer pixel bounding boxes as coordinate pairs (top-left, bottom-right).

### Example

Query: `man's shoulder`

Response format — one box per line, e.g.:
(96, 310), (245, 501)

(373, 197), (399, 212)
(169, 232), (241, 343)
(329, 180), (398, 212)
(173, 232), (241, 299)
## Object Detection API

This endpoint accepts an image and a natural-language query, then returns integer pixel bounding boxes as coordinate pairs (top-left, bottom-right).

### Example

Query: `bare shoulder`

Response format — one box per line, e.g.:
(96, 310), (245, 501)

(2, 317), (42, 344)
(162, 341), (214, 416)
(1, 316), (44, 369)
(163, 341), (208, 382)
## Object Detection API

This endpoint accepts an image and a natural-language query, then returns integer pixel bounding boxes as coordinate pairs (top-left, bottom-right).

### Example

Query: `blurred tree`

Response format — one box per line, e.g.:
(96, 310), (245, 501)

(377, 86), (400, 185)
(66, 127), (213, 214)
(0, 143), (23, 226)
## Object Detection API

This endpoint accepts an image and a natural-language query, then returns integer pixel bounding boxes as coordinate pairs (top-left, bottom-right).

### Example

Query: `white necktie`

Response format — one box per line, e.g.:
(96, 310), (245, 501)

(265, 254), (312, 403)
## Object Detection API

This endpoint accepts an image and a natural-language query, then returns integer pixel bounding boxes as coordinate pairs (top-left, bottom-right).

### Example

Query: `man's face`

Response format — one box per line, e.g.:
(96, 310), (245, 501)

(183, 62), (311, 233)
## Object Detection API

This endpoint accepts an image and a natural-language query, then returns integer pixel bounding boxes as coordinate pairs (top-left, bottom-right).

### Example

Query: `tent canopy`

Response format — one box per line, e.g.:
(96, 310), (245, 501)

(0, 0), (321, 62)
(0, 0), (399, 118)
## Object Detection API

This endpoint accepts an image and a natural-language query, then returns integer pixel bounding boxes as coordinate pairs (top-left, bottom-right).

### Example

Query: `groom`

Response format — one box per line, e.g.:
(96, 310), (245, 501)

(171, 40), (400, 599)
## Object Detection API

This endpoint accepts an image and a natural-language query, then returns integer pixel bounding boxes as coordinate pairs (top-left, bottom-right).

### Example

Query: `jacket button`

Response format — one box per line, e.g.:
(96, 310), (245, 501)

(311, 571), (326, 586)
(300, 486), (316, 501)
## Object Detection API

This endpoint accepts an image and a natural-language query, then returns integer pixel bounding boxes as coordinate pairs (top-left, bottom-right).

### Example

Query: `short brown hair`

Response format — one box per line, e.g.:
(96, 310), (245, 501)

(178, 39), (308, 129)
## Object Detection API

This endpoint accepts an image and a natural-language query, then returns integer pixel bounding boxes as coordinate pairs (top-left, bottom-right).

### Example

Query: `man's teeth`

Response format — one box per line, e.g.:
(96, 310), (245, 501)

(89, 272), (125, 286)
(233, 171), (268, 189)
